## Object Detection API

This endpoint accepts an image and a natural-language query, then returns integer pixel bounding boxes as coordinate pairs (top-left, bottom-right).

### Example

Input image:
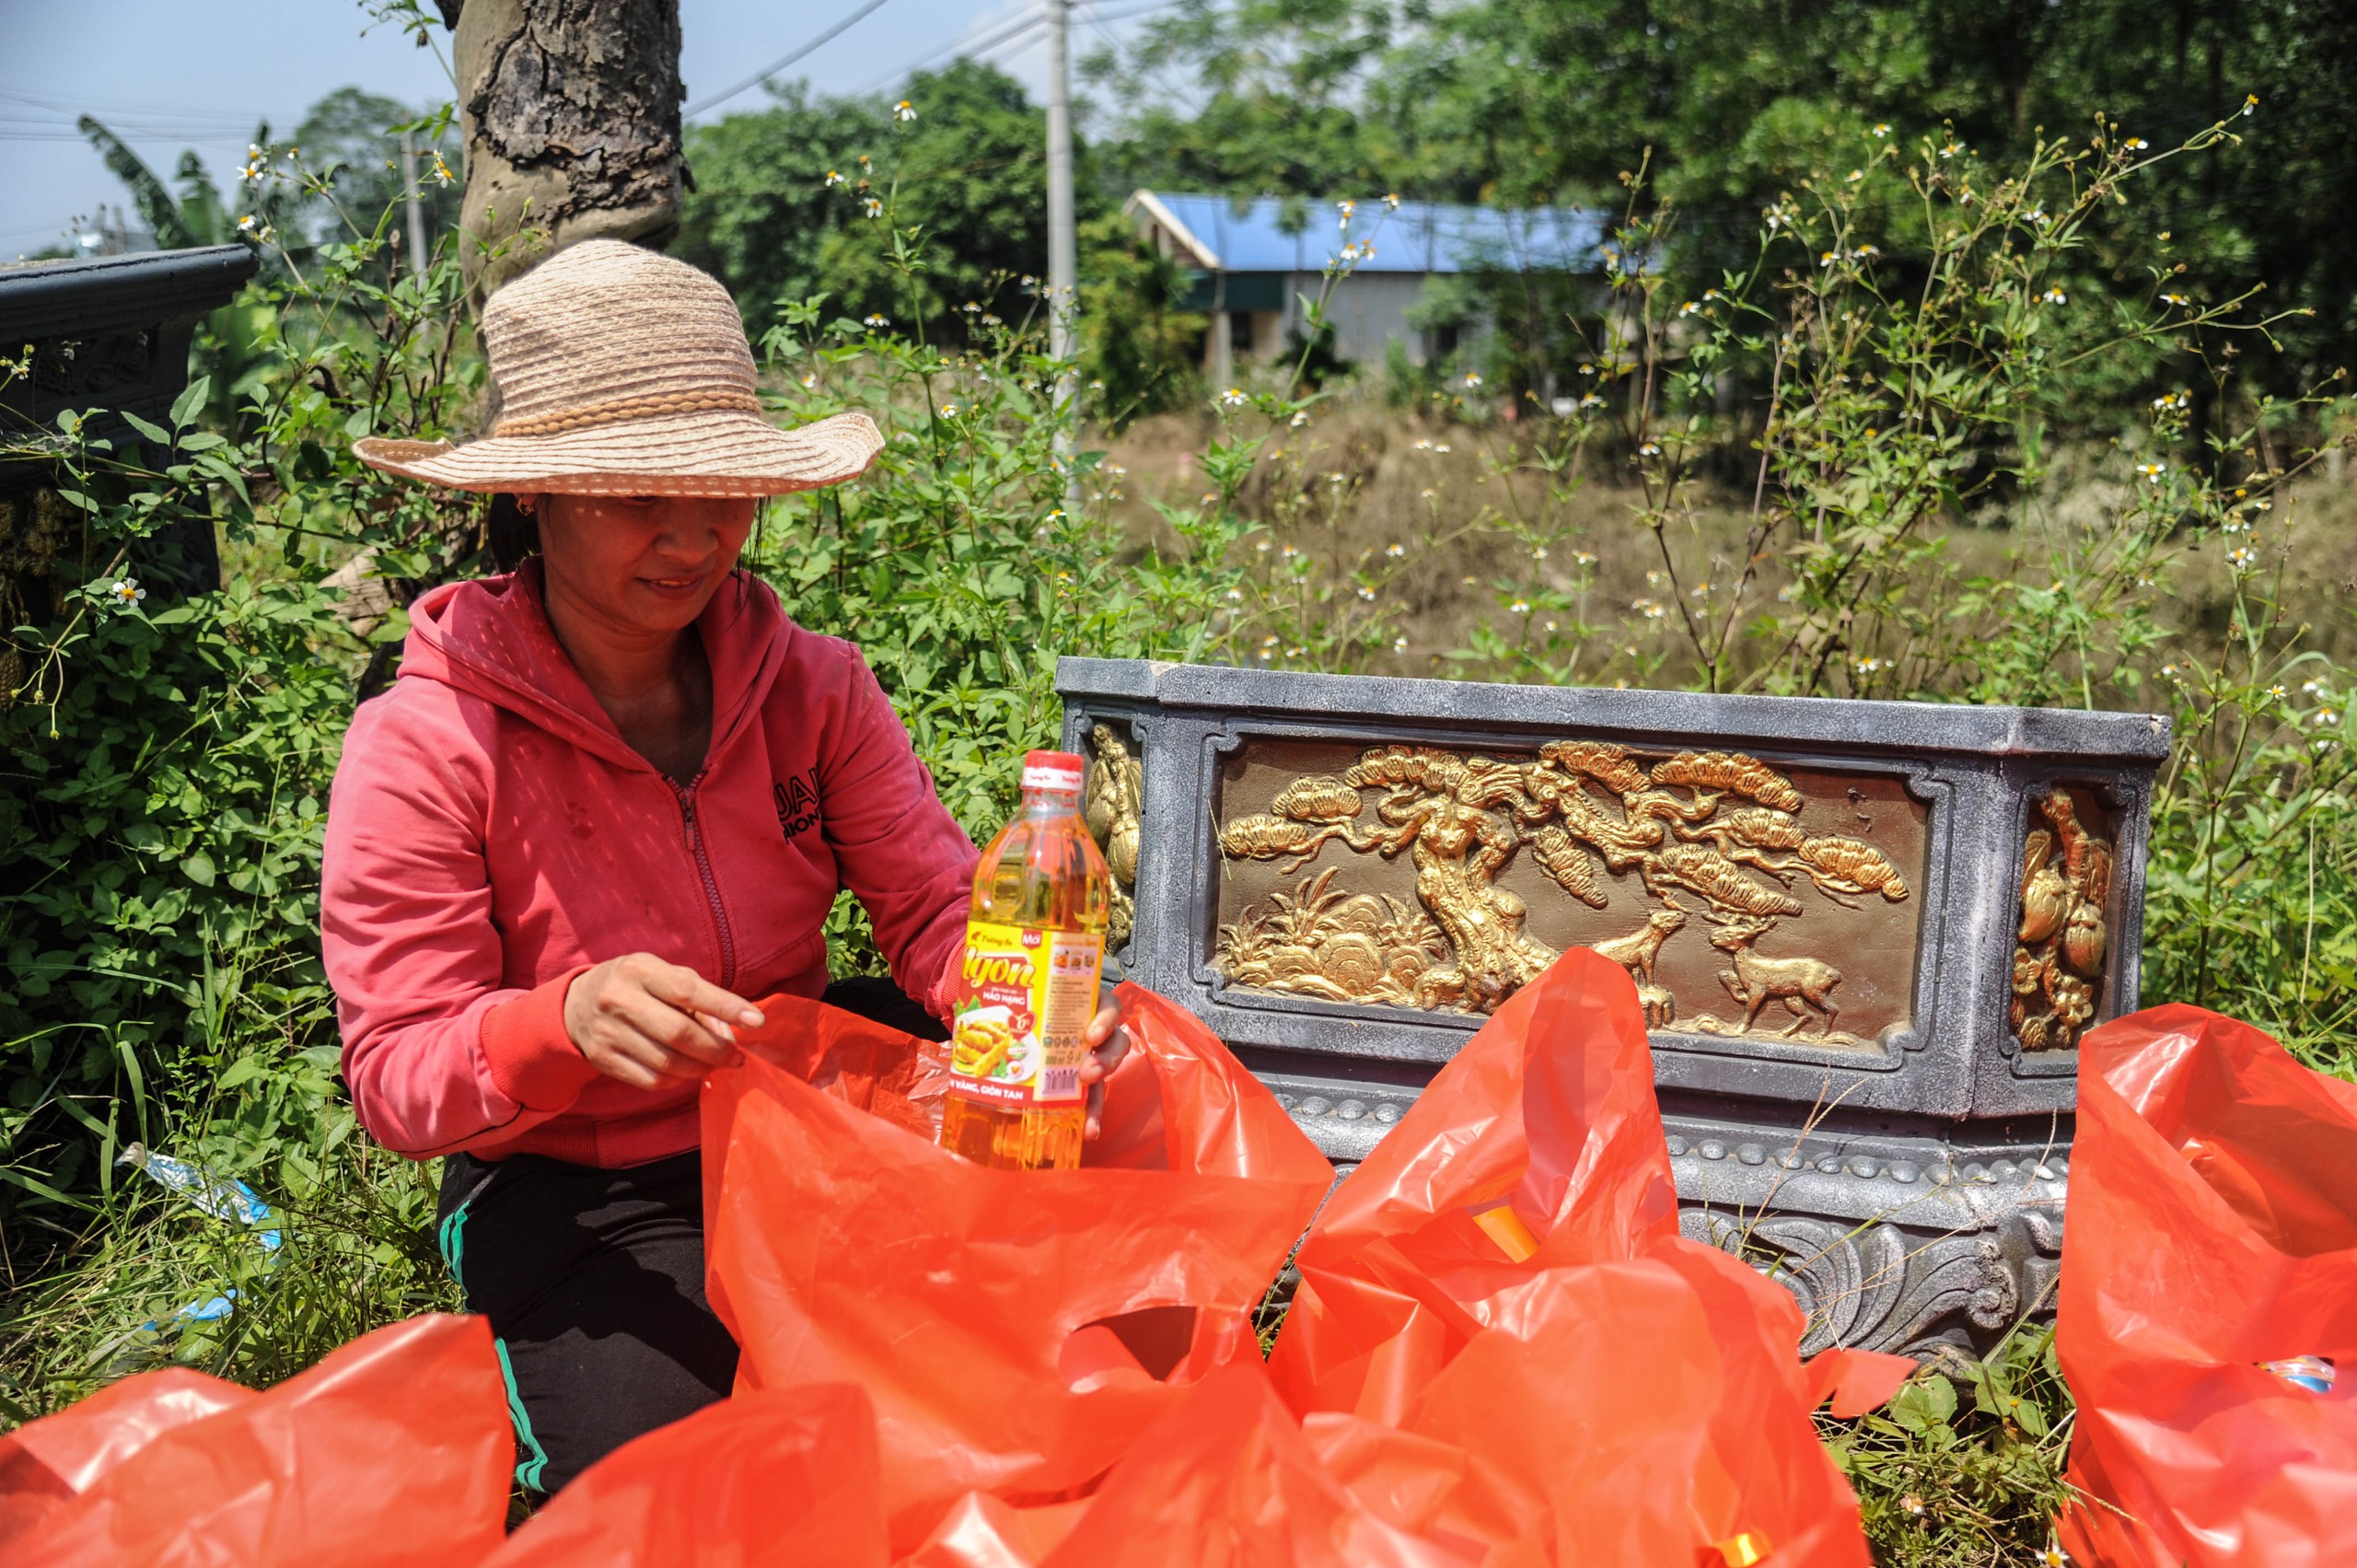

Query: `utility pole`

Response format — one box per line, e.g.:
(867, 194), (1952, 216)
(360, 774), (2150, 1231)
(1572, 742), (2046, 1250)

(1044, 0), (1079, 500)
(401, 131), (430, 275)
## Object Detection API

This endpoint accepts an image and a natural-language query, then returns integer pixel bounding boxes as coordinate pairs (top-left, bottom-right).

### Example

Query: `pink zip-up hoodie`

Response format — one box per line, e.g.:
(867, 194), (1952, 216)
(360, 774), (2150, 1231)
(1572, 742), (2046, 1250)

(320, 563), (979, 1167)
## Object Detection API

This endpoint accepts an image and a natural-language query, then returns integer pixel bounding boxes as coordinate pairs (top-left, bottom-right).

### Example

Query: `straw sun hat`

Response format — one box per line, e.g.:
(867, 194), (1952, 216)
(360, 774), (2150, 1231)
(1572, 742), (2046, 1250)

(354, 238), (881, 497)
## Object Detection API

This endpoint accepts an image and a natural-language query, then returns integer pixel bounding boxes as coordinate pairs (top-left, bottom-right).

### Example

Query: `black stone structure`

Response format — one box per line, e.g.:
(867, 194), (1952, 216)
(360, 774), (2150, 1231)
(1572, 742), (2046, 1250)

(1060, 657), (2169, 1356)
(1, 245), (261, 603)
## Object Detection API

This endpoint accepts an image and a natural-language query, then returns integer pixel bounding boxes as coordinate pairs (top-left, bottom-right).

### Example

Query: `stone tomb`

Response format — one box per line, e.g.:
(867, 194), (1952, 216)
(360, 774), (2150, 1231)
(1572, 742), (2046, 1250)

(1060, 658), (2168, 1356)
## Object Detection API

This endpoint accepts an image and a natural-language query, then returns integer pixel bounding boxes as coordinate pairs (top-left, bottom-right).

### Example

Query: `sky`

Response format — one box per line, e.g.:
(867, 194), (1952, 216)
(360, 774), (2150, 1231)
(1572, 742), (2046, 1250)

(1, 0), (1152, 261)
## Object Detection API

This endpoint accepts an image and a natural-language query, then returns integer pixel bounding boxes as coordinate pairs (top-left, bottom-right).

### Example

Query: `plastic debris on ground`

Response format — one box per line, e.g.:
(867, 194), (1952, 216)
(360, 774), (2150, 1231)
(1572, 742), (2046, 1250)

(115, 1142), (282, 1330)
(0, 1313), (510, 1567)
(2057, 1004), (2357, 1567)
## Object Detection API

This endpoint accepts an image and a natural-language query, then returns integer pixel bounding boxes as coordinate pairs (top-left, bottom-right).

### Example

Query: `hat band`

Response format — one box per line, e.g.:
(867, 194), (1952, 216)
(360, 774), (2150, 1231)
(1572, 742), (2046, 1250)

(493, 389), (765, 438)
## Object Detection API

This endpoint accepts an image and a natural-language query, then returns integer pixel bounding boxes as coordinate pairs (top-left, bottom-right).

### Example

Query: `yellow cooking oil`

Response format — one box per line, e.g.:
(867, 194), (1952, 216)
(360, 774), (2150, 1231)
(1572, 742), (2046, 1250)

(940, 749), (1111, 1170)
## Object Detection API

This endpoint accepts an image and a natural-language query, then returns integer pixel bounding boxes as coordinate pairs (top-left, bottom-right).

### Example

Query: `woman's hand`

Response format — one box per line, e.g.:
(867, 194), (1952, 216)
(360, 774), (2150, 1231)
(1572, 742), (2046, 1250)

(1078, 991), (1133, 1140)
(564, 953), (765, 1089)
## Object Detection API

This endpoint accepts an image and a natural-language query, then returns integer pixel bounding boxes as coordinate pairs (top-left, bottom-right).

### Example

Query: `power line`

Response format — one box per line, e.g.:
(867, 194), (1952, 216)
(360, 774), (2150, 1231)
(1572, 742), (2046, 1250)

(854, 0), (1178, 98)
(863, 6), (1046, 94)
(686, 0), (900, 118)
(972, 19), (1049, 69)
(0, 87), (270, 126)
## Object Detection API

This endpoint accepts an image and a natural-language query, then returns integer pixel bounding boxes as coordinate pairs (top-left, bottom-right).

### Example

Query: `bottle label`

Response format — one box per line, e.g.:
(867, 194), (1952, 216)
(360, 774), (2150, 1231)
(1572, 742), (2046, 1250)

(948, 921), (1103, 1106)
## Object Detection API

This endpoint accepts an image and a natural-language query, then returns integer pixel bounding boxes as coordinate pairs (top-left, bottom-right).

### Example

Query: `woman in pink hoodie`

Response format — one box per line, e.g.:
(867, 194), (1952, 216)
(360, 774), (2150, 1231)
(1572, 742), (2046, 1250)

(324, 240), (1128, 1493)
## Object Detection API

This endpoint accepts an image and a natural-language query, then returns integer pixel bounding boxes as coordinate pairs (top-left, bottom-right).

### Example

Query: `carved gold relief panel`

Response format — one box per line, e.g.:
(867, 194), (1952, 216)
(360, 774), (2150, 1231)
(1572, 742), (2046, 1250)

(1211, 738), (1929, 1050)
(2010, 785), (2116, 1052)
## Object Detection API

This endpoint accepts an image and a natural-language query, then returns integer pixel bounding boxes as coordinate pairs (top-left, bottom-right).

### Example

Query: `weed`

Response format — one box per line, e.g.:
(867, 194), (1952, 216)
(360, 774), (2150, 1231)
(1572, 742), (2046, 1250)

(1822, 1322), (2077, 1567)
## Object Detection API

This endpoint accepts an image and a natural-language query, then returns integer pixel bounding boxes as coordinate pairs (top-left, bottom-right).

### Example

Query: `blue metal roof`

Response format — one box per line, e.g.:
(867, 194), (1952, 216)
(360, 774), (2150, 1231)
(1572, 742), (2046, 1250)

(1132, 192), (1608, 275)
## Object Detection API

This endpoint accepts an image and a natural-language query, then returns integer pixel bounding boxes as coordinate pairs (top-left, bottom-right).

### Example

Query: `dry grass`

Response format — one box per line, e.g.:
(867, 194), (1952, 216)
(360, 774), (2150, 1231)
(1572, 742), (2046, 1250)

(1095, 394), (2357, 688)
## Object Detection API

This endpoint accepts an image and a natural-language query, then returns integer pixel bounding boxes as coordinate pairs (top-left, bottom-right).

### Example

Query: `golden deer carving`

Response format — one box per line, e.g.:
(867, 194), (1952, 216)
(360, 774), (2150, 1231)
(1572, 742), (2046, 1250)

(1590, 907), (1686, 981)
(1698, 914), (1847, 1040)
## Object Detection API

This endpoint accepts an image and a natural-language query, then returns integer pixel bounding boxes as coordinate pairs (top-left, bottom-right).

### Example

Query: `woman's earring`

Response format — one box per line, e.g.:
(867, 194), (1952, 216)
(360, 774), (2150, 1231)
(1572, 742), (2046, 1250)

(515, 495), (538, 517)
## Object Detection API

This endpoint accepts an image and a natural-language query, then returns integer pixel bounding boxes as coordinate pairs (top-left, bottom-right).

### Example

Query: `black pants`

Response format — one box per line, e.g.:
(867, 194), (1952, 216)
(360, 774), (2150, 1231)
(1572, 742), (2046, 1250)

(435, 976), (943, 1493)
(435, 1146), (729, 1493)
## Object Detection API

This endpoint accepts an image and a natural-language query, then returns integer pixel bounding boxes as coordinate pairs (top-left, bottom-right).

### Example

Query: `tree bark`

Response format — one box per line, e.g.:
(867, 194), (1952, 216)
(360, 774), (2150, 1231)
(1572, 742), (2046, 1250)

(447, 0), (685, 298)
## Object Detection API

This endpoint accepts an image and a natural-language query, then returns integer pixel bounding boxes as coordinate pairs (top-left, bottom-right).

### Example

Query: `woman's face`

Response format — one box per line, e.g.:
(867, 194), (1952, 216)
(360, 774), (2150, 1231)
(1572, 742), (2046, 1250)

(535, 494), (759, 636)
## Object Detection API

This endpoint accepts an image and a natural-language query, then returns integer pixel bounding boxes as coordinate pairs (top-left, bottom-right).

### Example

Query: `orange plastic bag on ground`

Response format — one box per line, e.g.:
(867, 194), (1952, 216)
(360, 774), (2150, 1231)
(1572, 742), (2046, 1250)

(2057, 1004), (2357, 1566)
(1039, 1357), (1483, 1568)
(1267, 948), (1683, 1420)
(1267, 947), (1907, 1565)
(702, 986), (1334, 1552)
(0, 1312), (510, 1567)
(0, 1367), (249, 1543)
(898, 1492), (1092, 1567)
(482, 1381), (890, 1567)
(1378, 1242), (1891, 1564)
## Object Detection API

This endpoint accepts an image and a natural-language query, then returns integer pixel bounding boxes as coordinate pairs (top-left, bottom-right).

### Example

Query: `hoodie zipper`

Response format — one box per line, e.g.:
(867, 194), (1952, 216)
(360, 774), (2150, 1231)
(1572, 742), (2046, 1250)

(673, 773), (738, 990)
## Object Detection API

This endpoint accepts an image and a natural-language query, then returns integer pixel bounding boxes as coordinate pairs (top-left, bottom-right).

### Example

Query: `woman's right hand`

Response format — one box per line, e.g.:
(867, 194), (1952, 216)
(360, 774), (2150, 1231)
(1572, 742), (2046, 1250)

(563, 953), (765, 1088)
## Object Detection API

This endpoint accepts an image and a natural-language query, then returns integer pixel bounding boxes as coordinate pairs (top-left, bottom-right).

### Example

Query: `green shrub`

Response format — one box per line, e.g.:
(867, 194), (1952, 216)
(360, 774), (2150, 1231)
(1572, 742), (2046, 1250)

(1, 164), (483, 1403)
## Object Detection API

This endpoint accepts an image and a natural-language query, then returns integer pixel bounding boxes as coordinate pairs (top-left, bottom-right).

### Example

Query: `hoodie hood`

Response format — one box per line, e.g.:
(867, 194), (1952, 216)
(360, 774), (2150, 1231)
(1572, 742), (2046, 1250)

(399, 562), (792, 778)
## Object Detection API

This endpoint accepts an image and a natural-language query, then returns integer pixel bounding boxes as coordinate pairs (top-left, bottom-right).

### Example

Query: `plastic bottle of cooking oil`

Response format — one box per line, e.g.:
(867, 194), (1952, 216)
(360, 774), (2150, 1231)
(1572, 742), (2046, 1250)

(940, 749), (1111, 1170)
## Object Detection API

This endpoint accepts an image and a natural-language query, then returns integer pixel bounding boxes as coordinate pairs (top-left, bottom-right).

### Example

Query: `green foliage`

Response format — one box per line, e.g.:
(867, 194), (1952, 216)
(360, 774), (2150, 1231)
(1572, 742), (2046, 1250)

(1091, 0), (2357, 391)
(80, 89), (459, 431)
(288, 87), (461, 254)
(1076, 211), (1209, 430)
(743, 224), (1241, 862)
(679, 63), (1063, 342)
(678, 63), (1202, 422)
(1, 182), (484, 1400)
(76, 116), (270, 252)
(0, 1047), (457, 1421)
(1823, 1324), (2076, 1567)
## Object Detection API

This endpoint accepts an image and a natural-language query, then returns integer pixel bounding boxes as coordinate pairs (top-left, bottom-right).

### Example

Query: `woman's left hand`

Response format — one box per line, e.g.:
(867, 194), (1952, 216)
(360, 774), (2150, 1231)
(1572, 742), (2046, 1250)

(1079, 993), (1132, 1140)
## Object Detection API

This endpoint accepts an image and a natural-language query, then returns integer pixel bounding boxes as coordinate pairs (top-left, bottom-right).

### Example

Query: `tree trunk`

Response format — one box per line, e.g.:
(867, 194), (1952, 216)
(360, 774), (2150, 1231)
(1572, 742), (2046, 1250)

(442, 0), (685, 298)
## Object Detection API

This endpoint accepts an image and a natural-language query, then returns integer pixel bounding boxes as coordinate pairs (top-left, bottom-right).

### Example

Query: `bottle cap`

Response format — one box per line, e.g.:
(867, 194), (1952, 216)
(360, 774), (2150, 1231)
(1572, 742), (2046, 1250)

(1021, 749), (1087, 794)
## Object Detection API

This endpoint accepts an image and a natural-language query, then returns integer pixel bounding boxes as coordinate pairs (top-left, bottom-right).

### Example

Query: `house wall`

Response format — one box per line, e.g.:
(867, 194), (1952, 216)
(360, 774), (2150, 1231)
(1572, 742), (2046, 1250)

(1200, 271), (1499, 381)
(1201, 307), (1302, 383)
(1290, 272), (1441, 368)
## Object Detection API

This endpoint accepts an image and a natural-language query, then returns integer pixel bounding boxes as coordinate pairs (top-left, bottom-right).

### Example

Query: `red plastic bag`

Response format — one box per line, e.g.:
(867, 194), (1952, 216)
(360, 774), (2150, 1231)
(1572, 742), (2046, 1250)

(1393, 1242), (1892, 1565)
(702, 986), (1334, 1552)
(482, 1382), (890, 1567)
(898, 1492), (1091, 1567)
(0, 1368), (250, 1544)
(2058, 1004), (2357, 1566)
(1039, 1332), (1908, 1568)
(0, 1312), (510, 1567)
(1267, 948), (1905, 1565)
(1039, 1358), (1481, 1568)
(1267, 948), (1683, 1420)
(728, 988), (954, 1141)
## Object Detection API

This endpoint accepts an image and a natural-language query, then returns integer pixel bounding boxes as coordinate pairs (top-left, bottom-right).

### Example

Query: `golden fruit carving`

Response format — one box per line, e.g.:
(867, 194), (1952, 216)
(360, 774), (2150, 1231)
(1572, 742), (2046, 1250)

(2008, 789), (2116, 1052)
